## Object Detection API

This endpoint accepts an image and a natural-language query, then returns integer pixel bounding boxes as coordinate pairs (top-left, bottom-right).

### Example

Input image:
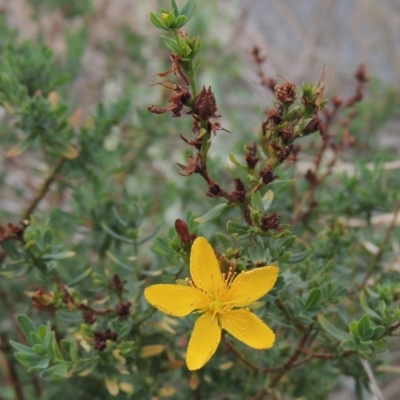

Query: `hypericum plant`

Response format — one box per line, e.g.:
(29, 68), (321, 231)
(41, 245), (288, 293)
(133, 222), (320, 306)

(1, 1), (399, 400)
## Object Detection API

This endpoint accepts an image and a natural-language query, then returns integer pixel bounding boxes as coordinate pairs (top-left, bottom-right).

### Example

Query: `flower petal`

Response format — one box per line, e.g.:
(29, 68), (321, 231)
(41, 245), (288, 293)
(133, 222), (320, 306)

(190, 237), (223, 295)
(227, 265), (279, 307)
(144, 284), (208, 317)
(220, 308), (275, 349)
(186, 312), (221, 370)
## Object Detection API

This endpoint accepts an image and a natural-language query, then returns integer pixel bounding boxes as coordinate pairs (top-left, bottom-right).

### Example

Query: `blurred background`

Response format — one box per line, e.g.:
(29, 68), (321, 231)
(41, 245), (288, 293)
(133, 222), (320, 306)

(0, 1), (399, 399)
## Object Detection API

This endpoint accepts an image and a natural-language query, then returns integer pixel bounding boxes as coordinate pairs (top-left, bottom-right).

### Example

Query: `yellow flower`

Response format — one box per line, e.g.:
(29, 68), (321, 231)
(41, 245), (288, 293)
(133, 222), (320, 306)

(144, 237), (279, 370)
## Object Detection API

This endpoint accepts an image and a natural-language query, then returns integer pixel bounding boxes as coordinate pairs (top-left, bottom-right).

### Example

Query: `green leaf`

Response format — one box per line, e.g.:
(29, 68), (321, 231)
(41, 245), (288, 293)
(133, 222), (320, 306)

(176, 15), (188, 28)
(39, 363), (68, 380)
(372, 325), (385, 340)
(42, 251), (76, 260)
(149, 12), (170, 31)
(194, 203), (230, 223)
(101, 223), (134, 244)
(15, 352), (44, 368)
(226, 221), (249, 235)
(118, 323), (133, 341)
(9, 341), (37, 355)
(69, 339), (79, 361)
(160, 36), (181, 54)
(317, 314), (351, 342)
(360, 292), (381, 323)
(217, 233), (232, 249)
(17, 314), (37, 346)
(262, 190), (274, 210)
(106, 251), (132, 271)
(358, 315), (372, 339)
(0, 240), (20, 260)
(250, 191), (264, 212)
(0, 263), (30, 278)
(228, 152), (246, 169)
(32, 344), (45, 355)
(49, 332), (64, 362)
(170, 0), (180, 16)
(28, 357), (50, 372)
(287, 248), (310, 263)
(349, 320), (359, 336)
(304, 288), (323, 310)
(67, 267), (92, 287)
(180, 0), (197, 22)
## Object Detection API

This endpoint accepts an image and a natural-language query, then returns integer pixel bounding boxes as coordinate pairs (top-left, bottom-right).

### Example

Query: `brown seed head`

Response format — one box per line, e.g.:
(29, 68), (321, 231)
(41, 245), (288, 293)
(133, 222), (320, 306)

(275, 82), (296, 104)
(192, 86), (221, 120)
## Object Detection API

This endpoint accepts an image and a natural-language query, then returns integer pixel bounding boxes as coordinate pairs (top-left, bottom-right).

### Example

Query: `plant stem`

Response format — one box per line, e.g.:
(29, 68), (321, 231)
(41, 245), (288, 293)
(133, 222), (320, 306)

(21, 157), (66, 222)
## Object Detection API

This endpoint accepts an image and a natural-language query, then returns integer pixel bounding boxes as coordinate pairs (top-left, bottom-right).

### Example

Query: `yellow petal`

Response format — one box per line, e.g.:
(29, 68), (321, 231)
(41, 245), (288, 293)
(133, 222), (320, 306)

(227, 265), (279, 307)
(190, 237), (222, 294)
(144, 284), (208, 317)
(220, 308), (275, 349)
(186, 312), (221, 370)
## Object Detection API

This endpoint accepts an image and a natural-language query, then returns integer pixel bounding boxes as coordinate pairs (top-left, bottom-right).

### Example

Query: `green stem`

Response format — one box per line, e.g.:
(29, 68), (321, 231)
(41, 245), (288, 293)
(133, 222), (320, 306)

(186, 61), (198, 98)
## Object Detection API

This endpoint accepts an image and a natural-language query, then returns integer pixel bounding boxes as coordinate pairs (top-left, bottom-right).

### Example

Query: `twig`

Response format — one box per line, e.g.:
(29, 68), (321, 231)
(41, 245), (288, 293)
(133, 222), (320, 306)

(21, 157), (66, 222)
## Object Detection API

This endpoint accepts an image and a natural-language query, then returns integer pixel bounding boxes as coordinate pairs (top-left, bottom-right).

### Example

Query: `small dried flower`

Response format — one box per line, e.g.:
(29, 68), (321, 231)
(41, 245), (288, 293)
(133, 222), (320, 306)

(275, 81), (296, 104)
(177, 154), (202, 176)
(245, 144), (260, 169)
(259, 166), (278, 185)
(229, 179), (247, 204)
(192, 86), (221, 120)
(261, 212), (282, 232)
(116, 301), (131, 317)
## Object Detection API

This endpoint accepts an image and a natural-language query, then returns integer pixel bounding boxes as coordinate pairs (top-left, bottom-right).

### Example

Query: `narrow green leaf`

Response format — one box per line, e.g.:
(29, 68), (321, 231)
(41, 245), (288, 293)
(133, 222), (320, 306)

(32, 344), (45, 355)
(69, 339), (79, 362)
(60, 339), (71, 354)
(372, 326), (385, 340)
(9, 341), (36, 355)
(0, 240), (20, 260)
(17, 314), (37, 346)
(0, 263), (30, 278)
(15, 352), (44, 368)
(217, 233), (232, 249)
(349, 320), (359, 336)
(106, 251), (132, 271)
(42, 325), (52, 350)
(317, 314), (351, 342)
(101, 223), (134, 244)
(194, 203), (230, 223)
(160, 36), (181, 54)
(176, 15), (188, 28)
(288, 248), (310, 263)
(262, 190), (274, 210)
(250, 191), (264, 212)
(226, 221), (249, 235)
(39, 363), (68, 380)
(149, 12), (170, 31)
(180, 0), (197, 22)
(304, 288), (323, 310)
(228, 152), (246, 169)
(170, 0), (179, 16)
(42, 251), (76, 260)
(28, 357), (50, 372)
(360, 292), (381, 323)
(67, 267), (92, 287)
(358, 315), (371, 339)
(49, 332), (64, 362)
(137, 227), (160, 245)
